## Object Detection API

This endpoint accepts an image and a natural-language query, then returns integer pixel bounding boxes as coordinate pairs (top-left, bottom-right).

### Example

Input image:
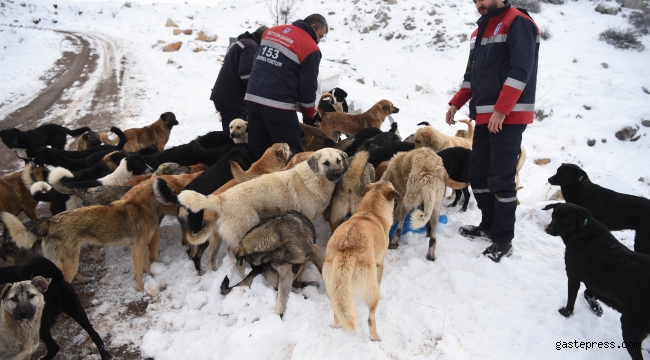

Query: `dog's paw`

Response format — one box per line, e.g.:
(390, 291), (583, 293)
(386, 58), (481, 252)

(460, 207), (468, 213)
(584, 292), (603, 317)
(388, 241), (399, 250)
(426, 253), (436, 261)
(331, 323), (342, 329)
(558, 307), (573, 318)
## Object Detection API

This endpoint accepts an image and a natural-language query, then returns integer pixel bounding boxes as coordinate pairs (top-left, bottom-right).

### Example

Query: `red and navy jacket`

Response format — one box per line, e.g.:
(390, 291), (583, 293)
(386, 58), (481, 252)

(244, 20), (321, 119)
(449, 2), (540, 125)
(210, 32), (261, 115)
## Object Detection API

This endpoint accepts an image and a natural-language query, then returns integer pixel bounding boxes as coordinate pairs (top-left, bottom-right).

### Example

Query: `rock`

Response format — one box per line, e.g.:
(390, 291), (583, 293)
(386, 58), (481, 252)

(196, 31), (218, 42)
(576, 114), (582, 118)
(32, 18), (40, 24)
(328, 11), (335, 15)
(162, 42), (182, 52)
(385, 0), (397, 4)
(639, 177), (645, 182)
(587, 139), (596, 146)
(193, 47), (203, 53)
(572, 58), (577, 63)
(549, 189), (564, 201)
(415, 85), (423, 92)
(584, 105), (591, 110)
(622, 0), (648, 10)
(534, 158), (551, 165)
(357, 78), (365, 84)
(165, 18), (178, 27)
(643, 86), (650, 94)
(642, 120), (650, 127)
(615, 126), (639, 141)
(183, 29), (193, 35)
(602, 62), (609, 68)
(151, 40), (165, 48)
(542, 0), (565, 4)
(595, 4), (619, 15)
(173, 29), (181, 35)
(602, 138), (607, 143)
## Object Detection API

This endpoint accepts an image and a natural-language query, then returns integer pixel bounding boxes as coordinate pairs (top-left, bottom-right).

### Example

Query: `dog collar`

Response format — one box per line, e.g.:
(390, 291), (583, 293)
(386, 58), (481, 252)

(237, 259), (243, 266)
(583, 219), (588, 226)
(578, 176), (584, 181)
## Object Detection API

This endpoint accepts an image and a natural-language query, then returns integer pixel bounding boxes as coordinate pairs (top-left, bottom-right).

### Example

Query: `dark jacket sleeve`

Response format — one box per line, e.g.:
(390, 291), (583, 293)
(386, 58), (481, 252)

(298, 50), (321, 119)
(494, 16), (538, 115)
(237, 44), (258, 87)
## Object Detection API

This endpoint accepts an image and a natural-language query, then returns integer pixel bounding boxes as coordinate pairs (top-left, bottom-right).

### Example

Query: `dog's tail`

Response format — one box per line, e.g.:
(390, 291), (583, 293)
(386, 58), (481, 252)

(100, 130), (121, 146)
(389, 122), (399, 134)
(516, 145), (527, 173)
(417, 121), (430, 126)
(443, 170), (469, 190)
(457, 119), (474, 140)
(346, 151), (371, 185)
(109, 126), (128, 150)
(152, 178), (180, 206)
(220, 265), (264, 296)
(30, 182), (54, 203)
(177, 190), (221, 214)
(47, 167), (78, 195)
(190, 138), (217, 160)
(0, 212), (47, 249)
(325, 254), (357, 331)
(230, 161), (258, 183)
(317, 93), (337, 118)
(21, 162), (35, 189)
(65, 126), (91, 137)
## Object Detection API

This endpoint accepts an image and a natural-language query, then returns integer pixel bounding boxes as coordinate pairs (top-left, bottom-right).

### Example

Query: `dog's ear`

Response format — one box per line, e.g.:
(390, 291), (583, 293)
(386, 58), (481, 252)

(0, 283), (12, 300)
(382, 101), (391, 113)
(384, 189), (401, 202)
(32, 276), (51, 293)
(275, 145), (287, 162)
(340, 151), (350, 171)
(307, 152), (321, 173)
(575, 206), (592, 229)
(542, 203), (559, 211)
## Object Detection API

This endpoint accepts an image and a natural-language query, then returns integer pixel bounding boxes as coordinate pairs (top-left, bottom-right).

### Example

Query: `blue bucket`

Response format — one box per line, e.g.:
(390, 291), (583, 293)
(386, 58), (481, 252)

(388, 212), (448, 242)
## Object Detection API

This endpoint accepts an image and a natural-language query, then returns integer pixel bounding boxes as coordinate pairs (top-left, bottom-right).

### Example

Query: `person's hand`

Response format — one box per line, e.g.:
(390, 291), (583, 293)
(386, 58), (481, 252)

(488, 110), (506, 133)
(445, 105), (458, 125)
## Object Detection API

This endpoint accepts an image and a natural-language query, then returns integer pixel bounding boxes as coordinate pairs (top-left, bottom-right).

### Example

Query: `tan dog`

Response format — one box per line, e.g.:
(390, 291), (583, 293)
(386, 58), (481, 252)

(327, 151), (375, 232)
(453, 119), (475, 140)
(76, 130), (102, 151)
(319, 100), (399, 141)
(0, 164), (44, 223)
(381, 147), (467, 260)
(125, 162), (193, 186)
(414, 123), (472, 151)
(300, 123), (335, 151)
(229, 118), (248, 144)
(323, 181), (400, 341)
(177, 148), (349, 276)
(0, 173), (200, 291)
(166, 143), (293, 273)
(100, 112), (179, 152)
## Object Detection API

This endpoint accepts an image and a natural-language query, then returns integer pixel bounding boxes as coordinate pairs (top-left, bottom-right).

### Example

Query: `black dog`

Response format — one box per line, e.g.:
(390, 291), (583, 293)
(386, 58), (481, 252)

(143, 131), (234, 169)
(356, 123), (401, 153)
(58, 151), (129, 182)
(0, 256), (111, 359)
(548, 163), (650, 254)
(437, 147), (472, 212)
(319, 87), (349, 113)
(367, 141), (415, 168)
(0, 124), (91, 159)
(41, 127), (127, 159)
(544, 202), (650, 360)
(343, 127), (383, 156)
(33, 148), (117, 171)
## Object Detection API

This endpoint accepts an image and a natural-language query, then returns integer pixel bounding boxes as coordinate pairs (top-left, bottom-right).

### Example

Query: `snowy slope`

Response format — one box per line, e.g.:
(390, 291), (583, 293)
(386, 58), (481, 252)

(1, 0), (650, 359)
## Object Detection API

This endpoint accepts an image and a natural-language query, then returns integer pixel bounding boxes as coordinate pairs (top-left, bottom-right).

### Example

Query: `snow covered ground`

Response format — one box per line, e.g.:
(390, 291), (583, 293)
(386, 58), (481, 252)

(1, 0), (650, 358)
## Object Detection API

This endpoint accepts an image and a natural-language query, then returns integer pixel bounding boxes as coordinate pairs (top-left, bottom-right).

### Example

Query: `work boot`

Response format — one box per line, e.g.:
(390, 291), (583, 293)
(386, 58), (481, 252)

(459, 225), (491, 240)
(482, 242), (513, 263)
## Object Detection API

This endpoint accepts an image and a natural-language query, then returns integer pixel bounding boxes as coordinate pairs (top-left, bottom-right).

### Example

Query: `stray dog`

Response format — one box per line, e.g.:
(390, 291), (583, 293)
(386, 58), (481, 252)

(1, 173), (200, 290)
(343, 127), (382, 156)
(375, 161), (389, 180)
(229, 118), (248, 144)
(319, 99), (399, 140)
(0, 276), (50, 360)
(155, 144), (292, 273)
(52, 152), (152, 188)
(544, 202), (650, 360)
(125, 162), (192, 187)
(220, 211), (323, 318)
(453, 119), (475, 140)
(40, 127), (127, 160)
(327, 151), (375, 232)
(142, 131), (232, 169)
(413, 121), (473, 151)
(175, 148), (349, 276)
(381, 147), (467, 260)
(100, 112), (179, 152)
(319, 87), (349, 114)
(356, 123), (401, 153)
(0, 163), (42, 222)
(548, 163), (650, 254)
(437, 147), (472, 212)
(300, 123), (336, 151)
(367, 141), (415, 168)
(49, 150), (128, 183)
(323, 181), (400, 341)
(0, 218), (46, 266)
(33, 148), (118, 171)
(0, 124), (90, 160)
(0, 256), (111, 359)
(77, 129), (103, 151)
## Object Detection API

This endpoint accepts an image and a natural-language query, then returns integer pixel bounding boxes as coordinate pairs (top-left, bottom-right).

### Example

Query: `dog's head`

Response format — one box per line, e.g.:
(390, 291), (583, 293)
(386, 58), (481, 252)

(125, 153), (153, 176)
(543, 203), (592, 239)
(413, 126), (443, 150)
(153, 162), (191, 177)
(160, 112), (179, 128)
(366, 180), (401, 202)
(378, 100), (399, 115)
(263, 143), (292, 167)
(1, 276), (50, 321)
(0, 128), (21, 149)
(548, 163), (588, 186)
(329, 87), (348, 103)
(78, 130), (102, 150)
(307, 148), (349, 182)
(229, 118), (248, 139)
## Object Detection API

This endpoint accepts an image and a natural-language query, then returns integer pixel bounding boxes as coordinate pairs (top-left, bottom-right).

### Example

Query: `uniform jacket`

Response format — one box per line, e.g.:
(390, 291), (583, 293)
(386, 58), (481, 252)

(244, 20), (321, 119)
(449, 2), (540, 125)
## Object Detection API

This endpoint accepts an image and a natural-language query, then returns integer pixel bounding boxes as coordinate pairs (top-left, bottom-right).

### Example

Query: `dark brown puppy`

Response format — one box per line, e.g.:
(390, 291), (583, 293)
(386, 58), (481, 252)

(300, 123), (336, 151)
(319, 100), (399, 140)
(100, 112), (179, 152)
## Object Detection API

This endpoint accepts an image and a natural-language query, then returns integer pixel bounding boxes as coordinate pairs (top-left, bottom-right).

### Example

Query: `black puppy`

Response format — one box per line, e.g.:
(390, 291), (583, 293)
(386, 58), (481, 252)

(544, 202), (650, 360)
(437, 147), (472, 212)
(143, 131), (234, 169)
(548, 163), (650, 254)
(33, 148), (116, 171)
(0, 256), (111, 359)
(343, 127), (383, 156)
(154, 145), (253, 273)
(319, 87), (349, 113)
(42, 127), (127, 159)
(356, 123), (401, 153)
(0, 124), (91, 159)
(367, 141), (416, 168)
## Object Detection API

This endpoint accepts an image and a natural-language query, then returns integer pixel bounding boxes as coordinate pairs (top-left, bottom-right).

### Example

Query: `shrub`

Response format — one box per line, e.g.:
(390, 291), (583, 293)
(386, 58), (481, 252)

(599, 27), (645, 51)
(629, 11), (650, 35)
(540, 24), (552, 40)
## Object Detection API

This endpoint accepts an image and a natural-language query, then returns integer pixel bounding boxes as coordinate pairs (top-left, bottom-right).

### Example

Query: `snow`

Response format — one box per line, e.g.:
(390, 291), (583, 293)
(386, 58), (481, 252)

(1, 0), (650, 359)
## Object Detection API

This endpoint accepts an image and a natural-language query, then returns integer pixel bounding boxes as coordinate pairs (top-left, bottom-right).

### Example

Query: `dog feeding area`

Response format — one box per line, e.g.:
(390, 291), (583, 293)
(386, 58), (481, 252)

(1, 0), (650, 359)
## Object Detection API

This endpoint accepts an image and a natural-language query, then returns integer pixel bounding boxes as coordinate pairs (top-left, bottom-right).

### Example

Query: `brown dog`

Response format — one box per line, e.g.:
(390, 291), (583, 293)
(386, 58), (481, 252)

(1, 173), (199, 291)
(327, 151), (375, 232)
(300, 123), (335, 151)
(100, 112), (179, 152)
(381, 147), (467, 260)
(0, 164), (44, 223)
(374, 161), (389, 180)
(323, 181), (400, 341)
(76, 130), (102, 151)
(414, 123), (472, 151)
(319, 100), (399, 141)
(125, 162), (193, 186)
